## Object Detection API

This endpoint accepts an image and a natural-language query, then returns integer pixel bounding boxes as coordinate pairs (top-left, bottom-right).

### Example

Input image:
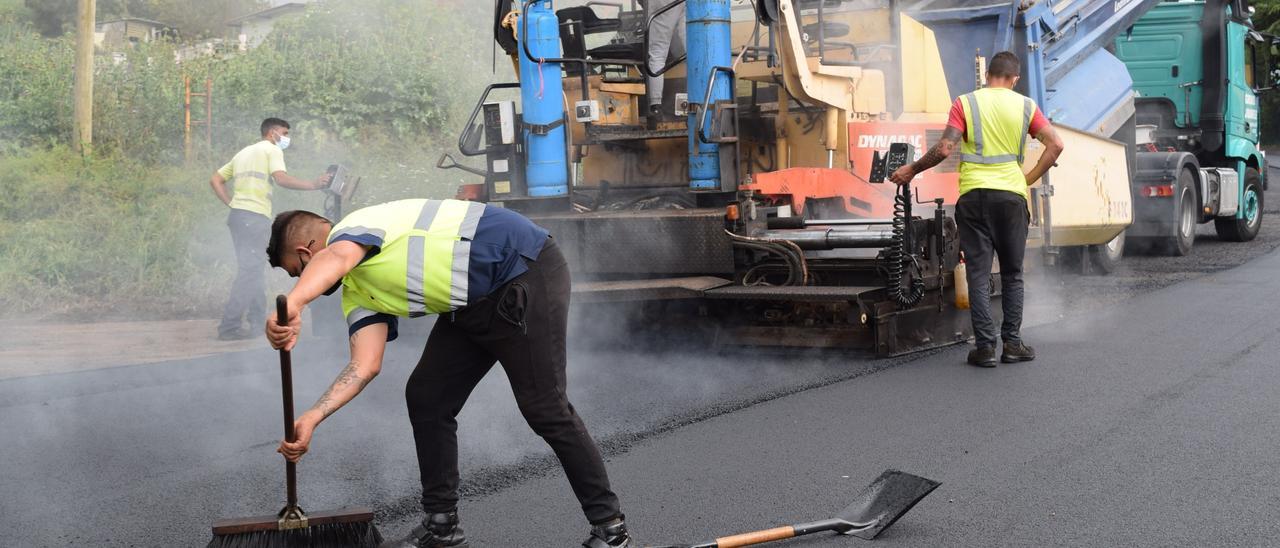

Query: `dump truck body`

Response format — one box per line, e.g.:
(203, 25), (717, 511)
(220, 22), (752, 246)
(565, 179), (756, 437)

(1115, 0), (1272, 252)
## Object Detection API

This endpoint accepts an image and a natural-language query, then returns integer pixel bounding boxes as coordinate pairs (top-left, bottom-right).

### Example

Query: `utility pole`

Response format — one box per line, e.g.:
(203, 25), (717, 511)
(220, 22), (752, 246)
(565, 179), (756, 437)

(73, 0), (96, 154)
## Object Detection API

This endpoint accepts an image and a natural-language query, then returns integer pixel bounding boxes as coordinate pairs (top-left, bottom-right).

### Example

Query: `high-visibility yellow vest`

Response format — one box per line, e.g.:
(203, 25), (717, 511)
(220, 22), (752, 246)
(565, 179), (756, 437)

(957, 87), (1036, 198)
(330, 199), (487, 326)
(218, 140), (286, 217)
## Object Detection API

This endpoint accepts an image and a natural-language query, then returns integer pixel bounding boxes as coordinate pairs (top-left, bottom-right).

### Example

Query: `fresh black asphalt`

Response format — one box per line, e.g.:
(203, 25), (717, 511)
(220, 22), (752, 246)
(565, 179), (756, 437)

(443, 243), (1280, 547)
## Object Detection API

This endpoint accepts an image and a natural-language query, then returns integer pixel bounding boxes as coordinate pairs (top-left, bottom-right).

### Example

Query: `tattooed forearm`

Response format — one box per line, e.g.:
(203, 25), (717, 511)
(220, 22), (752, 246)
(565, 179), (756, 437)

(910, 126), (961, 173)
(310, 360), (371, 419)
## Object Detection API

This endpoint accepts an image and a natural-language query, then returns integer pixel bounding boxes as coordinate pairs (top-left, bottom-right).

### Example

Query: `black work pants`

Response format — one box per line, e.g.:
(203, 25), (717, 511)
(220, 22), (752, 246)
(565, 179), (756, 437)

(218, 208), (270, 336)
(955, 189), (1029, 349)
(405, 239), (622, 525)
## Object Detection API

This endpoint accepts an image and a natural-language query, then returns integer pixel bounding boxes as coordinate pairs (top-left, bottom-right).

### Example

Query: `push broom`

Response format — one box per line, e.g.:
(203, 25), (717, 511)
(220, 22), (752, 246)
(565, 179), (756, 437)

(208, 296), (381, 548)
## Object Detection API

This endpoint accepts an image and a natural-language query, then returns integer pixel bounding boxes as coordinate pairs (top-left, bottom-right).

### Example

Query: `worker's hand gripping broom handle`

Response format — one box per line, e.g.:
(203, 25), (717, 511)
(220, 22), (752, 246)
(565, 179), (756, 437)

(276, 295), (304, 524)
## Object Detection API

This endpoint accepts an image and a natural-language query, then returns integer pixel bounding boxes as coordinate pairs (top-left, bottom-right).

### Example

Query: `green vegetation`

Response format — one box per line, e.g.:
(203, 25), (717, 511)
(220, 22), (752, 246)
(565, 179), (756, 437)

(0, 0), (502, 319)
(23, 0), (264, 39)
(0, 147), (223, 317)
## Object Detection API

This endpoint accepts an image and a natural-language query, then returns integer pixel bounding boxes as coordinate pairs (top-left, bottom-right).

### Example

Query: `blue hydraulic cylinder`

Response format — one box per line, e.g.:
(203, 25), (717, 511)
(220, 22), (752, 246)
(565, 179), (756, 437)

(518, 0), (568, 197)
(686, 0), (732, 190)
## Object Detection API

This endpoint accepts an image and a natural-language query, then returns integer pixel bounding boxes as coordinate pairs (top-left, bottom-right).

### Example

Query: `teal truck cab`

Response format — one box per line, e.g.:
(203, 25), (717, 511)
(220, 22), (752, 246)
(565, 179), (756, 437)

(1117, 0), (1277, 254)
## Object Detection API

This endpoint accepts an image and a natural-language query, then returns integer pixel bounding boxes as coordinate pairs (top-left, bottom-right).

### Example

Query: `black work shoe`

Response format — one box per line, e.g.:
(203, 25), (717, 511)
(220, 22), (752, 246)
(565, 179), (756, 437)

(967, 346), (997, 368)
(583, 517), (632, 548)
(379, 511), (468, 548)
(1002, 341), (1036, 363)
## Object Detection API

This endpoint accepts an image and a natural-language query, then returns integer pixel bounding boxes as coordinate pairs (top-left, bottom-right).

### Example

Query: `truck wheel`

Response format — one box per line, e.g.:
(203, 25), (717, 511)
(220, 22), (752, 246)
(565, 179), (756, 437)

(1159, 168), (1197, 256)
(1087, 229), (1125, 274)
(1214, 167), (1264, 242)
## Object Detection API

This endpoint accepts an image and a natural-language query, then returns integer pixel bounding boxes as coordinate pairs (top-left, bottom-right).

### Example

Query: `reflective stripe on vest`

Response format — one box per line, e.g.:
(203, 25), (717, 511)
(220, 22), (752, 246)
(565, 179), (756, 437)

(959, 90), (1035, 165)
(334, 199), (487, 321)
(229, 171), (274, 216)
(405, 199), (486, 316)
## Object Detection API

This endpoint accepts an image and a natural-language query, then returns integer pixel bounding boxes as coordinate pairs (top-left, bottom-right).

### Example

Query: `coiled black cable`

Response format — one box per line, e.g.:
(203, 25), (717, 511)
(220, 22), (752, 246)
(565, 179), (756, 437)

(888, 184), (925, 307)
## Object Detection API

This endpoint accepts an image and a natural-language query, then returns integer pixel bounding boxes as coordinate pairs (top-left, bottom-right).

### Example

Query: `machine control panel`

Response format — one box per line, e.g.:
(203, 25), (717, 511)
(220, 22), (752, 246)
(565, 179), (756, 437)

(482, 101), (516, 145)
(324, 164), (350, 196)
(869, 143), (915, 184)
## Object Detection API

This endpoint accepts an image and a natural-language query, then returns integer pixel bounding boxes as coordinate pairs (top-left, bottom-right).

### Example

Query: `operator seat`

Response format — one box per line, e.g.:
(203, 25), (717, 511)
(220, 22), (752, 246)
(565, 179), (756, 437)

(557, 5), (645, 76)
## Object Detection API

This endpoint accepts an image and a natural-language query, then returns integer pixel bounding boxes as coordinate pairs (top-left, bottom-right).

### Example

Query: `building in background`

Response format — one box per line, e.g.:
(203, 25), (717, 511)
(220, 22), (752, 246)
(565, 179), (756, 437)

(96, 17), (177, 49)
(226, 1), (311, 50)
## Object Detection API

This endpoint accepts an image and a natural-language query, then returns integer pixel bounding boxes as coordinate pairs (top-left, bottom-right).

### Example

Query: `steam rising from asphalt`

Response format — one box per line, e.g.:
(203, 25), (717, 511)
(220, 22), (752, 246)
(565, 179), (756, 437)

(5, 0), (1278, 544)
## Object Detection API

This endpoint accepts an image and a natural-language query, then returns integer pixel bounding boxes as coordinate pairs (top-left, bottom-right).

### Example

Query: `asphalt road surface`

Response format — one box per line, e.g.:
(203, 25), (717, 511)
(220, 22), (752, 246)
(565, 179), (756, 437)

(1, 186), (1277, 547)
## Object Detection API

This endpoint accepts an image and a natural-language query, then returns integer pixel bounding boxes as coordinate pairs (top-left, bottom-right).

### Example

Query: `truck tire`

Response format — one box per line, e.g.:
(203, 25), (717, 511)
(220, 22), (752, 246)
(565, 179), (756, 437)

(1088, 229), (1125, 274)
(1214, 167), (1263, 242)
(1158, 168), (1197, 256)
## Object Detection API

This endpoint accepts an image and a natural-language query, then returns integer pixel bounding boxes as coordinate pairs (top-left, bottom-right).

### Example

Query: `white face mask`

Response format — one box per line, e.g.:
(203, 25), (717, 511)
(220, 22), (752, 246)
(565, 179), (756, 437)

(277, 134), (291, 150)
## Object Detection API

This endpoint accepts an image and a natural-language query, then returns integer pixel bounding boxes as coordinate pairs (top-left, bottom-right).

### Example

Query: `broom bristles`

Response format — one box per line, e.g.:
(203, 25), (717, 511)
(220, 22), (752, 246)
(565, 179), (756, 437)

(206, 521), (382, 548)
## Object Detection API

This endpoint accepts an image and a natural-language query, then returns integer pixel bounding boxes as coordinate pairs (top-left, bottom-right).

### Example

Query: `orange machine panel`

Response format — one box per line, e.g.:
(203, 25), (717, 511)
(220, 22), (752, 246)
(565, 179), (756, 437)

(745, 121), (962, 219)
(746, 167), (890, 218)
(848, 121), (960, 209)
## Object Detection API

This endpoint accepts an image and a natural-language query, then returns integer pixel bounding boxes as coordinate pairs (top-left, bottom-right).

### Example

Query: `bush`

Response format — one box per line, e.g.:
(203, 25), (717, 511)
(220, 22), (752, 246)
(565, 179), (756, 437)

(0, 147), (229, 318)
(0, 25), (74, 150)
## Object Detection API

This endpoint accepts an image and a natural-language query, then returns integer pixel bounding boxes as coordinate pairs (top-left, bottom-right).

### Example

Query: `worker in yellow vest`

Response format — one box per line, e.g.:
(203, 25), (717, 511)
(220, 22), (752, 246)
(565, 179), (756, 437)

(209, 118), (330, 340)
(890, 51), (1064, 367)
(263, 200), (630, 548)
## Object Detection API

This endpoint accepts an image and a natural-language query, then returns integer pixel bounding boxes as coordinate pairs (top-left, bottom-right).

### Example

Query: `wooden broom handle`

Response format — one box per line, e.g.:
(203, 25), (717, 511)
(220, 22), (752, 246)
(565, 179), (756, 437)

(276, 295), (298, 507)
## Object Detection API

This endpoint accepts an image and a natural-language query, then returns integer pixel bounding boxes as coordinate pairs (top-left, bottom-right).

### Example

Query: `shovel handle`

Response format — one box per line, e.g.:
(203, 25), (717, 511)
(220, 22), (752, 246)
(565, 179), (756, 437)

(276, 295), (298, 508)
(713, 527), (795, 547)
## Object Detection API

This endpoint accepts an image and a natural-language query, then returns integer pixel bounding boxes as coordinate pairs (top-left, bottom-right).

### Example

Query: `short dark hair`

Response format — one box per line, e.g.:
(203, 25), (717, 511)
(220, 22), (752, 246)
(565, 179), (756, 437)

(988, 51), (1021, 79)
(261, 117), (291, 137)
(266, 210), (330, 268)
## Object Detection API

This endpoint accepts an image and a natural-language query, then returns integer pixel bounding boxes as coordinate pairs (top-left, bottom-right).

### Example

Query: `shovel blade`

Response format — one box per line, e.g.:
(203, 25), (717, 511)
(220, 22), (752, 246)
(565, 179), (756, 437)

(836, 469), (941, 540)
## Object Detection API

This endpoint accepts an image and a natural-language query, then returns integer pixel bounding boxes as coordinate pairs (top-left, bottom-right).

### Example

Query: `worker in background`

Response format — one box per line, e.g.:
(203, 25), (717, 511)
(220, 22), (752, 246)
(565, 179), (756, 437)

(263, 200), (630, 548)
(209, 118), (329, 340)
(645, 0), (685, 119)
(890, 51), (1064, 367)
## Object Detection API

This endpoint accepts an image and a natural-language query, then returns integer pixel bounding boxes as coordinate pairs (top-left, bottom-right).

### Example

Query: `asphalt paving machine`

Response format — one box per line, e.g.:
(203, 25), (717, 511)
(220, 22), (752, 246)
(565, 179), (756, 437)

(438, 0), (981, 356)
(438, 0), (1148, 355)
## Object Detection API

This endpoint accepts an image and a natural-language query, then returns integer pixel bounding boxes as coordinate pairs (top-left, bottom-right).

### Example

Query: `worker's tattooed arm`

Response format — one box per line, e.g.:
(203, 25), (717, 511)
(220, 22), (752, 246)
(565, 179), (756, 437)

(889, 126), (961, 185)
(914, 126), (962, 171)
(305, 323), (388, 421)
(280, 323), (388, 462)
(311, 359), (371, 419)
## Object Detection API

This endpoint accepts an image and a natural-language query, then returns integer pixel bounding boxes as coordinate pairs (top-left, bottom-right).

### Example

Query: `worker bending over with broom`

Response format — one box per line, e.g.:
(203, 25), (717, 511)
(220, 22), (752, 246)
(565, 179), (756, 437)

(263, 199), (630, 548)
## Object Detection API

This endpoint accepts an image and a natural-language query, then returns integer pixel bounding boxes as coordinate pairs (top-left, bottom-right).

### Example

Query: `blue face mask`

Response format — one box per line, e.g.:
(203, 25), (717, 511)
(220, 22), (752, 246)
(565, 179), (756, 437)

(277, 135), (291, 150)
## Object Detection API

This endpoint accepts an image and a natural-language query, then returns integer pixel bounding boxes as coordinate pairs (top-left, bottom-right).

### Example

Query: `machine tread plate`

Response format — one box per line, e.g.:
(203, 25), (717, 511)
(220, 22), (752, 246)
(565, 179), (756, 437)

(573, 276), (732, 303)
(531, 208), (734, 275)
(704, 284), (878, 302)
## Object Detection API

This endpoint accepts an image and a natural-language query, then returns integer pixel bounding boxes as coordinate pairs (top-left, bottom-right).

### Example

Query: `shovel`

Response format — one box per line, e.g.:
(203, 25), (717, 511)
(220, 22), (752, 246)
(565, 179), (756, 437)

(654, 469), (940, 547)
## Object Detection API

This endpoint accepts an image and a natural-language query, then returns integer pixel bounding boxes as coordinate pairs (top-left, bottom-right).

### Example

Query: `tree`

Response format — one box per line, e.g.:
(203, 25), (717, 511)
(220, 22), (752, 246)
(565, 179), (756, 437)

(23, 0), (262, 39)
(141, 0), (264, 39)
(25, 0), (75, 36)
